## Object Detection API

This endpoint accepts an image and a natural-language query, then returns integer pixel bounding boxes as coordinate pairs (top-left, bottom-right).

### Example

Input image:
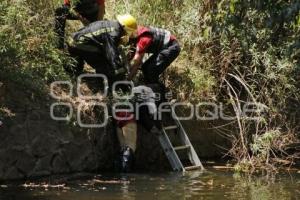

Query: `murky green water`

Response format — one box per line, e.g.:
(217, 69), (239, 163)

(1, 168), (300, 200)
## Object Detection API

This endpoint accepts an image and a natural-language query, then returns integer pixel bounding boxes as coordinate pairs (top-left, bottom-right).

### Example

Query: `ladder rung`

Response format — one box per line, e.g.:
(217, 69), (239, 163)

(174, 145), (190, 151)
(185, 165), (202, 171)
(164, 125), (178, 131)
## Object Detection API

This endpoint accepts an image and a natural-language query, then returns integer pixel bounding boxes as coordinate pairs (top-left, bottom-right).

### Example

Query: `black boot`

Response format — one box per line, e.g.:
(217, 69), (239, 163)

(121, 146), (134, 173)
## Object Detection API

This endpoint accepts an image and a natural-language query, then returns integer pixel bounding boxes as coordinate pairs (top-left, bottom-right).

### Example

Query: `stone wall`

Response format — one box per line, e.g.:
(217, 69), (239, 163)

(0, 81), (230, 180)
(0, 106), (169, 180)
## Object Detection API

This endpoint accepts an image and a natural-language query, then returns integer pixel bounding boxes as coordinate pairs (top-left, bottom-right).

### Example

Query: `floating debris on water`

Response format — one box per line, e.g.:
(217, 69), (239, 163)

(90, 179), (130, 184)
(21, 183), (67, 190)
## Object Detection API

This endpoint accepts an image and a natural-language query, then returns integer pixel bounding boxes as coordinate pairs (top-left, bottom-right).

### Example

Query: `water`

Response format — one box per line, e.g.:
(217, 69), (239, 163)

(0, 168), (300, 200)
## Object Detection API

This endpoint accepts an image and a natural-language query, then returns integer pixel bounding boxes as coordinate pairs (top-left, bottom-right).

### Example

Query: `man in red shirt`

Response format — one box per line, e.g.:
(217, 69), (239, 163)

(127, 26), (181, 84)
(54, 0), (105, 49)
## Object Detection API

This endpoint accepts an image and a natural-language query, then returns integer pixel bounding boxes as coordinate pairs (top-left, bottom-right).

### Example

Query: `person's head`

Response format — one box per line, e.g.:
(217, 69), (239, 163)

(117, 14), (138, 40)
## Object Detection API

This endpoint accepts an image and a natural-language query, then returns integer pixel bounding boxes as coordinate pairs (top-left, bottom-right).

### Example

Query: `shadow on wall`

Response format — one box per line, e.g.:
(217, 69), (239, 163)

(181, 119), (232, 158)
(0, 79), (170, 180)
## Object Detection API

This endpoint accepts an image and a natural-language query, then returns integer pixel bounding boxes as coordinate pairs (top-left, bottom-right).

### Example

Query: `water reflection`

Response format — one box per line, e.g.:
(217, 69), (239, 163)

(0, 169), (299, 200)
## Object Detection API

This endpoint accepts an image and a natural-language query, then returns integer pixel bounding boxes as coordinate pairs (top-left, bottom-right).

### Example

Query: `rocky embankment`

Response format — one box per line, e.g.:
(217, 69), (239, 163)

(0, 80), (229, 180)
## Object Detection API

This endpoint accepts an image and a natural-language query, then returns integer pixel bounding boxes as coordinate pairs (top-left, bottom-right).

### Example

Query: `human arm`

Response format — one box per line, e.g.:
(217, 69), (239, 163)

(127, 52), (144, 80)
(77, 14), (90, 25)
(127, 34), (152, 80)
(97, 2), (105, 20)
(103, 35), (123, 75)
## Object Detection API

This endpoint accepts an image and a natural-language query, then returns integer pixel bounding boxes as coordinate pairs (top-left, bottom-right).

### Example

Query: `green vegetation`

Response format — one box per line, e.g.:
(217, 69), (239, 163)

(1, 0), (299, 171)
(0, 0), (71, 96)
(112, 0), (300, 171)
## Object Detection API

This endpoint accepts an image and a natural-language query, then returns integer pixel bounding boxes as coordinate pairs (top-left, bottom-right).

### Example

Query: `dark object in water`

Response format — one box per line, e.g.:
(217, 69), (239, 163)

(121, 146), (135, 173)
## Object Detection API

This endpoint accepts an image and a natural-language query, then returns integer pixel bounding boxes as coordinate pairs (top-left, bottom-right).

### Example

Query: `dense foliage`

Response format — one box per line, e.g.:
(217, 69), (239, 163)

(0, 0), (70, 94)
(111, 0), (300, 170)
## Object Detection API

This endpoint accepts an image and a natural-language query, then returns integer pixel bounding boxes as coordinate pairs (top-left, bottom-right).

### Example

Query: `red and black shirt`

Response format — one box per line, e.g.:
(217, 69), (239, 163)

(136, 26), (176, 54)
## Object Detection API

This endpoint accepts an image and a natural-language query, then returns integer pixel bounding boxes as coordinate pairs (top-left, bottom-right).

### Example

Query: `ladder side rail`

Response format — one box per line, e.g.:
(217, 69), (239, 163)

(158, 130), (185, 171)
(171, 106), (204, 169)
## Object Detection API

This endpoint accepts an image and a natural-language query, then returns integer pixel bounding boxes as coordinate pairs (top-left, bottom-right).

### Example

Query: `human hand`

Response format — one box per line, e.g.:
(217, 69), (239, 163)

(78, 14), (90, 25)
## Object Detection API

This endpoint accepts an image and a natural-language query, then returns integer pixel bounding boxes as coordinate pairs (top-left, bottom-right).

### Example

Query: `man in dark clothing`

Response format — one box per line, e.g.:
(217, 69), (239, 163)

(54, 0), (105, 49)
(127, 26), (181, 84)
(113, 83), (166, 172)
(66, 14), (137, 84)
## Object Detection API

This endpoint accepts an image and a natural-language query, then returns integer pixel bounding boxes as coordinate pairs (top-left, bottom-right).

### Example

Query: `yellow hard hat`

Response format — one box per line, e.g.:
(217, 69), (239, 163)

(117, 14), (137, 35)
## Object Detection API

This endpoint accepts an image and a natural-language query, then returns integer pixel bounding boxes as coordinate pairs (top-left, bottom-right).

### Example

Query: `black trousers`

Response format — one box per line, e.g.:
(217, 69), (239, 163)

(54, 5), (98, 49)
(67, 44), (125, 86)
(138, 105), (156, 131)
(136, 83), (166, 131)
(142, 40), (181, 84)
(67, 45), (106, 73)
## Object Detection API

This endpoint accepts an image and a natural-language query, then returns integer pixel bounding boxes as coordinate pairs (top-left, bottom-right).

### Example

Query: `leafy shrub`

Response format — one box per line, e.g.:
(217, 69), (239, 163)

(110, 0), (300, 168)
(0, 0), (299, 169)
(0, 0), (71, 95)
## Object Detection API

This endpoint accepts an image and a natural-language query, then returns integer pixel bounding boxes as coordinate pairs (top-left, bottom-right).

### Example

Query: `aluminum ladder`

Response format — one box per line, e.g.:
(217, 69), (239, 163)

(157, 103), (204, 172)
